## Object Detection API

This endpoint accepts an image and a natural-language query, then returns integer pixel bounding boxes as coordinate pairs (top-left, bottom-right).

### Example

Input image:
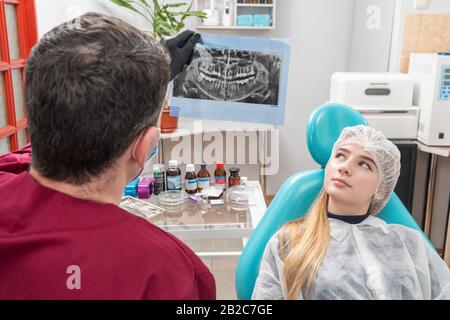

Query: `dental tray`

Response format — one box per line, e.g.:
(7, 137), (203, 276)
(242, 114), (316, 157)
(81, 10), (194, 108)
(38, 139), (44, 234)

(120, 196), (166, 221)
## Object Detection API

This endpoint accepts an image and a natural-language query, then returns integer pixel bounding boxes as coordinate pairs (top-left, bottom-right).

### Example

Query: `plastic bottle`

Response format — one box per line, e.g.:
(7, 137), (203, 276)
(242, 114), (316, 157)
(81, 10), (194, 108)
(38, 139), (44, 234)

(152, 165), (164, 195)
(166, 160), (181, 191)
(185, 164), (198, 194)
(228, 167), (241, 188)
(159, 164), (166, 191)
(197, 163), (211, 192)
(214, 162), (227, 190)
(222, 0), (232, 27)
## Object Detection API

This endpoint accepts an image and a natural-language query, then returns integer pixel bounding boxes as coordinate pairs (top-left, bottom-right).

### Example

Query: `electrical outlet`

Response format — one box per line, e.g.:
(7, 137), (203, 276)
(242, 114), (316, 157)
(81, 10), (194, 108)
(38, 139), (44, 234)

(413, 0), (429, 9)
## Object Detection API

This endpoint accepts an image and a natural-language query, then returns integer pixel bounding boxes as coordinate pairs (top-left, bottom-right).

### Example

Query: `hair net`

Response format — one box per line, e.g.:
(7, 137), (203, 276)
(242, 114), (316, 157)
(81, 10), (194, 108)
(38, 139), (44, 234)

(331, 125), (401, 215)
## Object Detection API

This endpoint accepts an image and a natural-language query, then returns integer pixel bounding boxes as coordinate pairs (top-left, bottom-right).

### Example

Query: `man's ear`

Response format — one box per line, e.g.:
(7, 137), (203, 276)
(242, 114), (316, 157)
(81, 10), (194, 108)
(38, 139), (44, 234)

(132, 127), (160, 167)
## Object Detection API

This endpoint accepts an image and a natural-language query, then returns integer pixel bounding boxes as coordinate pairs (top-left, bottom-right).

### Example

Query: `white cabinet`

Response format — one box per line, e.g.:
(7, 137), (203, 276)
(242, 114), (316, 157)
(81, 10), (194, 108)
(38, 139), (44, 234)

(194, 0), (276, 30)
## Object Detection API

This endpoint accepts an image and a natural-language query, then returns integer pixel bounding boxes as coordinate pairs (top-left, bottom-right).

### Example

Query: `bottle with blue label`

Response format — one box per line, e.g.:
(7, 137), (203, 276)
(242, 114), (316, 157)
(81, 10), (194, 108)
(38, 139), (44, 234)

(166, 160), (181, 191)
(185, 164), (198, 194)
(197, 163), (211, 192)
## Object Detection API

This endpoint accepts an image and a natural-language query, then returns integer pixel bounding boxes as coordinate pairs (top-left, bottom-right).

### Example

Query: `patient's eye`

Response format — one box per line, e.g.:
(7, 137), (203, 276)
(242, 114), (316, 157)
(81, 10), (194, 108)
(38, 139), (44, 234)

(335, 153), (345, 160)
(359, 161), (372, 170)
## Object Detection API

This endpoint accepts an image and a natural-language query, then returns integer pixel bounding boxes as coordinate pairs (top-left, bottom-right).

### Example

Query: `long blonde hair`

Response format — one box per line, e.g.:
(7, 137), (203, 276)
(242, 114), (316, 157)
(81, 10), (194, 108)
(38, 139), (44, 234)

(279, 189), (330, 299)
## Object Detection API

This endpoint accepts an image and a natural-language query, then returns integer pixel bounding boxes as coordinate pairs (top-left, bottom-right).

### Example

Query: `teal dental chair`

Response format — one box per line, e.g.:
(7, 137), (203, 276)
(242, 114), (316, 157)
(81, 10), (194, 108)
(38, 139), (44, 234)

(235, 103), (428, 300)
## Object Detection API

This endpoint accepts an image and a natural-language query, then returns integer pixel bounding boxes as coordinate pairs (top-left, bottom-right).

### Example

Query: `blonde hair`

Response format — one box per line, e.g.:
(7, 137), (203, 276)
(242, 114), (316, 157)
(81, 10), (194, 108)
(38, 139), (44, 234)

(279, 189), (330, 299)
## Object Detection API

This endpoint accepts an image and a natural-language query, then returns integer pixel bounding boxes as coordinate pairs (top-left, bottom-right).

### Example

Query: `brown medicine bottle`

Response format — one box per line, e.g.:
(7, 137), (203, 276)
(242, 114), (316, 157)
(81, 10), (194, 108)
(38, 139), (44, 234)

(197, 163), (211, 192)
(214, 162), (227, 190)
(185, 164), (198, 194)
(228, 168), (241, 188)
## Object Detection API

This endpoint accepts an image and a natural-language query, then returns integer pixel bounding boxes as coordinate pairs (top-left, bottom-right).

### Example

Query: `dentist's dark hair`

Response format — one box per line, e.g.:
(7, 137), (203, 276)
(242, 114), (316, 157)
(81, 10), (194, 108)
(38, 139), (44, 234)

(25, 12), (170, 184)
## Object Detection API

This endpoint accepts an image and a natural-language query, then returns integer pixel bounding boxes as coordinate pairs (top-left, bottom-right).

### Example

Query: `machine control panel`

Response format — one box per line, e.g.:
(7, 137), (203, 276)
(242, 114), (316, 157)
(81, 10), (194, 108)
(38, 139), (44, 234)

(440, 65), (450, 100)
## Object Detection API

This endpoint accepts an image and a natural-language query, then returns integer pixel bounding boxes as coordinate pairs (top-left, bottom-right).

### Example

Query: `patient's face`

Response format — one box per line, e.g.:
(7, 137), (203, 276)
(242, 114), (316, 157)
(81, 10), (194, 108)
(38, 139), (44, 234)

(324, 144), (379, 213)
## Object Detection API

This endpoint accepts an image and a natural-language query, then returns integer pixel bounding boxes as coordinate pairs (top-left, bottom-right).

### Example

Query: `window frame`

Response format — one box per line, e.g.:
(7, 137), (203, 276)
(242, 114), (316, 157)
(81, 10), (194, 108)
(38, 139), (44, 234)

(0, 0), (37, 151)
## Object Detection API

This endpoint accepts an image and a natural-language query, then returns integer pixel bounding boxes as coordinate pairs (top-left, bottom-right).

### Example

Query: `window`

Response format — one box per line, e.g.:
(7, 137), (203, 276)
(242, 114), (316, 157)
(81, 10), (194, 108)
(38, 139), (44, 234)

(0, 0), (37, 153)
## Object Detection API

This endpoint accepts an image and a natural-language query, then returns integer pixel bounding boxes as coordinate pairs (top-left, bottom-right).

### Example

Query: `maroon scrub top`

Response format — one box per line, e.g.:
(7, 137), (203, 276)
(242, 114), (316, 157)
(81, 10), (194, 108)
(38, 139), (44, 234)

(0, 145), (216, 300)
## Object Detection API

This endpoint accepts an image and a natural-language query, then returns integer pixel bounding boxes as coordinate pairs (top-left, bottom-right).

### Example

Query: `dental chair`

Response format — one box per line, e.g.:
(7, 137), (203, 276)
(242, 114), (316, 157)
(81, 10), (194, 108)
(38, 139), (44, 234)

(235, 103), (428, 300)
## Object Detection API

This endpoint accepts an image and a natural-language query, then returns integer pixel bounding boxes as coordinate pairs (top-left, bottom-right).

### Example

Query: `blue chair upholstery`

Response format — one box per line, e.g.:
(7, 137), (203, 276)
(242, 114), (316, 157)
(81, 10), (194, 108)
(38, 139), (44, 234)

(235, 103), (428, 300)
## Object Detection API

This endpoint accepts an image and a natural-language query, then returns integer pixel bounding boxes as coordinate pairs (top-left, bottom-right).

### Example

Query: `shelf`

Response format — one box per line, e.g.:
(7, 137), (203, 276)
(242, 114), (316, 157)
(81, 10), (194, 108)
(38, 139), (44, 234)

(236, 4), (274, 7)
(196, 25), (274, 30)
(416, 141), (450, 157)
(195, 0), (276, 30)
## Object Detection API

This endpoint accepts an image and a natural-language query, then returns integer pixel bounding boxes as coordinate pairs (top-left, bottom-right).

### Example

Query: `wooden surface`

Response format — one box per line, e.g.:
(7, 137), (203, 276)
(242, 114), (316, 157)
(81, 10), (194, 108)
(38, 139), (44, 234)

(401, 14), (450, 73)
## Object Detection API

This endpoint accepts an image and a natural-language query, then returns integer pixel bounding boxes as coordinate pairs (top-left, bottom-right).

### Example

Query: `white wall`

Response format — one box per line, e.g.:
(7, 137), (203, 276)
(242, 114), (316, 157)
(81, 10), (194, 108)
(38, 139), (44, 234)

(349, 0), (396, 72)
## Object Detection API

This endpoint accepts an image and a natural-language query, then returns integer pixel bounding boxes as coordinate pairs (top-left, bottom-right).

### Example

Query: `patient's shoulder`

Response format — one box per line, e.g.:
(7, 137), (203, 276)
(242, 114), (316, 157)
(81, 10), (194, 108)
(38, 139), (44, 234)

(387, 222), (423, 239)
(272, 220), (306, 259)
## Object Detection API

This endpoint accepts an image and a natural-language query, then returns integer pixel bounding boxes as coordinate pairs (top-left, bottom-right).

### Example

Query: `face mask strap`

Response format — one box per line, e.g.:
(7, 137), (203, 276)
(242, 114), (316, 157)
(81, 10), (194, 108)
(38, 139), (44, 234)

(129, 129), (159, 183)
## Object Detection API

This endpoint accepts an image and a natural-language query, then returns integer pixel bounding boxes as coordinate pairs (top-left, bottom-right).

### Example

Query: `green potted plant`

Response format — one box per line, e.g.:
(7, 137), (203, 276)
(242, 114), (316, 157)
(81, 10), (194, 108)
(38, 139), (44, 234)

(110, 0), (206, 133)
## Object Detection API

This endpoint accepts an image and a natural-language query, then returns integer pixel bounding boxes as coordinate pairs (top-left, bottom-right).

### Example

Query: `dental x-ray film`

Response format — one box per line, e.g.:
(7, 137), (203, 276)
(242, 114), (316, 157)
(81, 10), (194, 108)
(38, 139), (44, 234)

(170, 34), (291, 125)
(173, 46), (282, 105)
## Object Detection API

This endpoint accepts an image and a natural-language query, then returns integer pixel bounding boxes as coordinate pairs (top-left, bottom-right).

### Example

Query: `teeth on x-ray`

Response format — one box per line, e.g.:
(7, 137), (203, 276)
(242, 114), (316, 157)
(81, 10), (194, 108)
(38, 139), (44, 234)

(173, 44), (282, 106)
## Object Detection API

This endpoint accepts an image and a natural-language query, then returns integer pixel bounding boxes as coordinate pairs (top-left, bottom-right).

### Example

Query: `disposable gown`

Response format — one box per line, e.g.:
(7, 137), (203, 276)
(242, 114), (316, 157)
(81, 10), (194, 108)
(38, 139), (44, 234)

(252, 216), (450, 300)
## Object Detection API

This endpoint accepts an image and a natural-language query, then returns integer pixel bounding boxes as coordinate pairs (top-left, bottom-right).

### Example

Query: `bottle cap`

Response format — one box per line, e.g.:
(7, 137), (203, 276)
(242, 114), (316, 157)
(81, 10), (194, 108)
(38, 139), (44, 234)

(153, 167), (161, 173)
(200, 163), (207, 169)
(229, 167), (240, 174)
(241, 177), (248, 185)
(186, 164), (195, 172)
(169, 160), (178, 168)
(216, 162), (224, 169)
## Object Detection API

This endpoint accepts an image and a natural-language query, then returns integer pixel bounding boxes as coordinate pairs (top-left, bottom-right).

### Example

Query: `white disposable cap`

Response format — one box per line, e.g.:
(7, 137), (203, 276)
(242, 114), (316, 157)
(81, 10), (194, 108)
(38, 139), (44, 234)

(186, 164), (195, 172)
(169, 160), (178, 167)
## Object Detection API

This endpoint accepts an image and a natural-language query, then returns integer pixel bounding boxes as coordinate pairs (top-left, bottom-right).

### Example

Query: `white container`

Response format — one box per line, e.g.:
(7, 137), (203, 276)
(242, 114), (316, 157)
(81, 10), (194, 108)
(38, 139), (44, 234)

(222, 0), (232, 27)
(202, 0), (219, 26)
(330, 72), (414, 107)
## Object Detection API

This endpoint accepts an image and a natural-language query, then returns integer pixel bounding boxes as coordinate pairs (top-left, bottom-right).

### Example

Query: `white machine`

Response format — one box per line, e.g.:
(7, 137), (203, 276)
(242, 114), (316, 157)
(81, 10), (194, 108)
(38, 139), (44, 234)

(409, 53), (450, 146)
(329, 72), (419, 139)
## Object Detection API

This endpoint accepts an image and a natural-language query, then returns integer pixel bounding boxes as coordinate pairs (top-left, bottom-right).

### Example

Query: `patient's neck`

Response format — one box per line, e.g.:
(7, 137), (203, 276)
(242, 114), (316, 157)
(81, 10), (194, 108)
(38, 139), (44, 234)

(327, 197), (369, 216)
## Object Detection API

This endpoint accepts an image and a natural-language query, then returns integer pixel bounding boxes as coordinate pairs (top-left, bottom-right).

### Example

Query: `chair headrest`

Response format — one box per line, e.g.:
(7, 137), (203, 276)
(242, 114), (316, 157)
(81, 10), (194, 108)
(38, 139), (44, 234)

(307, 103), (368, 167)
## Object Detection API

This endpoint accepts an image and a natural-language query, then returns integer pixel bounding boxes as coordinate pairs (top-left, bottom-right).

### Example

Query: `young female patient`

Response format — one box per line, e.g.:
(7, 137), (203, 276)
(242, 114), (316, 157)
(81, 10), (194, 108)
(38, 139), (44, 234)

(252, 125), (450, 300)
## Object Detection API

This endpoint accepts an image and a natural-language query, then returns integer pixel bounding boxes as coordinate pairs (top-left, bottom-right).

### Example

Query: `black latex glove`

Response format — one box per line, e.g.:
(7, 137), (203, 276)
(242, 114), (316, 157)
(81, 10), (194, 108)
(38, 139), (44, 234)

(162, 30), (202, 80)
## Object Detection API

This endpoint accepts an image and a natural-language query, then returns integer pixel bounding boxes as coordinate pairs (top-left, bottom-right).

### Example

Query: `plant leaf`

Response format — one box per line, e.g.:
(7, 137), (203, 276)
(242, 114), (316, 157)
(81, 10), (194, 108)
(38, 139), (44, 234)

(111, 0), (139, 13)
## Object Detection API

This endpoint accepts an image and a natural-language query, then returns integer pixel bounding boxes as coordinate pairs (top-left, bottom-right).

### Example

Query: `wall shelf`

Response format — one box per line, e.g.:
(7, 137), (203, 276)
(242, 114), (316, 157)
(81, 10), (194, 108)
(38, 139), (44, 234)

(194, 0), (276, 30)
(196, 25), (274, 30)
(235, 4), (274, 7)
